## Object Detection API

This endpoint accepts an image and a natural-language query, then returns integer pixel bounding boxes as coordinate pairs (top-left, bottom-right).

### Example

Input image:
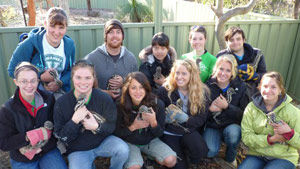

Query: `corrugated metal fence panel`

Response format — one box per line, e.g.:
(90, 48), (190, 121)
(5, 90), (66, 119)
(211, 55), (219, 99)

(286, 23), (300, 100)
(174, 1), (215, 22)
(0, 27), (33, 105)
(1, 20), (300, 105)
(163, 0), (215, 22)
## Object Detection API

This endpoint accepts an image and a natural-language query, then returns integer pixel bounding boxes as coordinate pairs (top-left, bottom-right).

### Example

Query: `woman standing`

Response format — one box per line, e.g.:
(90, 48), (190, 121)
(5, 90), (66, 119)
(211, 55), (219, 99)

(157, 59), (210, 169)
(239, 72), (300, 169)
(53, 60), (129, 169)
(203, 54), (250, 167)
(114, 72), (176, 169)
(0, 62), (67, 169)
(8, 7), (75, 98)
(181, 26), (216, 83)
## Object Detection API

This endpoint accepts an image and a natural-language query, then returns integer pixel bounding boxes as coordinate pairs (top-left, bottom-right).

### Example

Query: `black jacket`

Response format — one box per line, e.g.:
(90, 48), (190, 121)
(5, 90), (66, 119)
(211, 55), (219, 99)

(139, 54), (173, 90)
(0, 88), (57, 162)
(216, 43), (267, 95)
(53, 88), (117, 154)
(114, 99), (165, 145)
(157, 87), (209, 135)
(205, 77), (250, 129)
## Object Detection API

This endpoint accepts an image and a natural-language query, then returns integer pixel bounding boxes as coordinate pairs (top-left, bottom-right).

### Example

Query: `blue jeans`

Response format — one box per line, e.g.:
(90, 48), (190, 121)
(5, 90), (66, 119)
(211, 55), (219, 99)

(238, 155), (295, 169)
(203, 124), (241, 162)
(68, 135), (129, 169)
(10, 148), (67, 169)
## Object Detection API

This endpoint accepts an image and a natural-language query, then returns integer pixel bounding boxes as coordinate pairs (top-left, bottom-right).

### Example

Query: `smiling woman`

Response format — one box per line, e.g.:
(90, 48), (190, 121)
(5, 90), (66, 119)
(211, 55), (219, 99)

(114, 72), (177, 169)
(203, 54), (250, 167)
(157, 59), (210, 169)
(7, 7), (75, 99)
(139, 32), (174, 91)
(53, 59), (129, 169)
(0, 62), (67, 169)
(180, 26), (216, 83)
(240, 72), (300, 169)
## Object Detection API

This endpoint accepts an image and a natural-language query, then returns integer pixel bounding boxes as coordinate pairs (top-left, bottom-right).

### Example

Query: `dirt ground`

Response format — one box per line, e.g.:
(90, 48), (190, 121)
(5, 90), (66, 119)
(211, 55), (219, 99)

(4, 7), (116, 27)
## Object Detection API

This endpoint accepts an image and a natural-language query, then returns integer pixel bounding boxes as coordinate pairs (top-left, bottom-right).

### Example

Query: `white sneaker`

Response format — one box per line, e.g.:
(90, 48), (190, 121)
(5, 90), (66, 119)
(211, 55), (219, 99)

(230, 159), (237, 168)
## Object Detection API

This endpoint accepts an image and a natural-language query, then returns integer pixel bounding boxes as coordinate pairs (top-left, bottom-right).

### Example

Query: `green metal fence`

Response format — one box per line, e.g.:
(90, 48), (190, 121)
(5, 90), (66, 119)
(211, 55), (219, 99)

(1, 20), (300, 105)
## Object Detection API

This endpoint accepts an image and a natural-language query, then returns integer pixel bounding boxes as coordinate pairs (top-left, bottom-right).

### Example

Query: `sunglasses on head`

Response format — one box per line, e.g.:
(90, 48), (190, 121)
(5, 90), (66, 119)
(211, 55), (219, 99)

(190, 25), (205, 31)
(74, 59), (94, 67)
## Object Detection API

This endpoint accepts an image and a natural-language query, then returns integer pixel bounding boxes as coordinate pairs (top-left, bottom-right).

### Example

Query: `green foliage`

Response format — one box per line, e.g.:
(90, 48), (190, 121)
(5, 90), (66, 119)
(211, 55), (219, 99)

(0, 5), (17, 27)
(117, 0), (153, 22)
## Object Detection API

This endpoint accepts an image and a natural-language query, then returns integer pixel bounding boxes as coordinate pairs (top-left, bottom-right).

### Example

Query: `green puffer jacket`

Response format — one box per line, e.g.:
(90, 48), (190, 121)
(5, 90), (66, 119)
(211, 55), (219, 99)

(241, 94), (300, 166)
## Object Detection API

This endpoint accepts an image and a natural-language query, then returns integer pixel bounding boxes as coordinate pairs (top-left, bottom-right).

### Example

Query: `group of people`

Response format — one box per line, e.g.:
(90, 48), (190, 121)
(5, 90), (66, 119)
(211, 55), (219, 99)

(0, 7), (299, 169)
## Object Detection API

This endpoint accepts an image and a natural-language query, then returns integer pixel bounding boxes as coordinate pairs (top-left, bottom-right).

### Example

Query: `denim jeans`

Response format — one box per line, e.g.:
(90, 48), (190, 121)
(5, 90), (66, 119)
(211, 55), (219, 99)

(10, 148), (67, 169)
(203, 124), (241, 162)
(68, 135), (129, 169)
(238, 155), (296, 169)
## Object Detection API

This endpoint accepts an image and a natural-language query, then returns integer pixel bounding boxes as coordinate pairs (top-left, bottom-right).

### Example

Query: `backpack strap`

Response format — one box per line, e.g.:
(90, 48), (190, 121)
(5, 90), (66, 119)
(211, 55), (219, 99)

(30, 46), (37, 62)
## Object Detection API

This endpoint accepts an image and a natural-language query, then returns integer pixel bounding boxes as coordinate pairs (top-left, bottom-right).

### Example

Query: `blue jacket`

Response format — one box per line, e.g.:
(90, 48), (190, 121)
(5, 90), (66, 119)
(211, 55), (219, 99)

(7, 27), (75, 92)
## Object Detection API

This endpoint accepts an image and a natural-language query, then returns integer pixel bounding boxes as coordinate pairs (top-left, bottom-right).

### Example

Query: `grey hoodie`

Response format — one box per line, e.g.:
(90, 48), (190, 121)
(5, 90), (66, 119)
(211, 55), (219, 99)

(85, 44), (138, 90)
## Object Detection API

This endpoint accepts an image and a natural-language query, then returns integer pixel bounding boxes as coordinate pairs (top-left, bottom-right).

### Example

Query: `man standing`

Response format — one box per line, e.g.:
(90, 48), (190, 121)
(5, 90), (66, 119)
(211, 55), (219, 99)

(85, 19), (138, 99)
(216, 26), (267, 95)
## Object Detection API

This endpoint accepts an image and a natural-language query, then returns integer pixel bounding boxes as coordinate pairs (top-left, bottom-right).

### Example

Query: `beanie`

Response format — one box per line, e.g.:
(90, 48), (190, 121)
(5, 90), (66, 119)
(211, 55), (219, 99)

(104, 19), (124, 42)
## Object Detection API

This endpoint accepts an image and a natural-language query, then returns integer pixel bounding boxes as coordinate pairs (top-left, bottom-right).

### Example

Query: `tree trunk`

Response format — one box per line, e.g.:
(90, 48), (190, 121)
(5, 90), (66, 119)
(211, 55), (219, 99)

(27, 0), (36, 26)
(59, 0), (69, 16)
(295, 0), (300, 19)
(87, 0), (92, 11)
(211, 0), (257, 50)
(215, 19), (226, 50)
(46, 0), (54, 8)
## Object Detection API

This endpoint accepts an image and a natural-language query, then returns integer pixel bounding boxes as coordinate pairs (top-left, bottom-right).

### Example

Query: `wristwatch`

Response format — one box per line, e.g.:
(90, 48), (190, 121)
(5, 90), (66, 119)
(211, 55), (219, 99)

(94, 123), (101, 133)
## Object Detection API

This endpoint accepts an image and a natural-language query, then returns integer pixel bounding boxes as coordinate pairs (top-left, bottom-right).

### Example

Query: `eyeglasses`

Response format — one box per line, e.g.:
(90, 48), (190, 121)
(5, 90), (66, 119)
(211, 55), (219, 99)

(74, 59), (94, 67)
(17, 79), (39, 85)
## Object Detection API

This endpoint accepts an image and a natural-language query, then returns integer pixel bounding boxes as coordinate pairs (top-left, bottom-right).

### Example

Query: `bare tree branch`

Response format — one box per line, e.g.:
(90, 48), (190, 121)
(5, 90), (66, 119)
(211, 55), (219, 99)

(211, 0), (257, 49)
(210, 0), (223, 18)
(221, 0), (257, 22)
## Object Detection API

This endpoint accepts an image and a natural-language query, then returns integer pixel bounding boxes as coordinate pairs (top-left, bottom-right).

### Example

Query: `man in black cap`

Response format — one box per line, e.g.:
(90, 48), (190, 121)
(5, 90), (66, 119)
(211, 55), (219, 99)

(85, 19), (138, 99)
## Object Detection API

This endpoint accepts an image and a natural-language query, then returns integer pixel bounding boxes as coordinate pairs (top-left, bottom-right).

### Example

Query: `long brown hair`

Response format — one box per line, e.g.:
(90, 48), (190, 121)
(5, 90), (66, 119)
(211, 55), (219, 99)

(120, 72), (157, 127)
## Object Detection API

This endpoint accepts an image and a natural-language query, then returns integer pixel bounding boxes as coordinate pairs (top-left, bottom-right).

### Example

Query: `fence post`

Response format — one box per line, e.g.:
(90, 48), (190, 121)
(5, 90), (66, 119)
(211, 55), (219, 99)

(154, 0), (162, 33)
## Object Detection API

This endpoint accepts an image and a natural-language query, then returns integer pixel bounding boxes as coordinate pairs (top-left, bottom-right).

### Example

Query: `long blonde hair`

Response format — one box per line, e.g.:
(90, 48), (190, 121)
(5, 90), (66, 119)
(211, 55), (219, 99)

(163, 59), (209, 115)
